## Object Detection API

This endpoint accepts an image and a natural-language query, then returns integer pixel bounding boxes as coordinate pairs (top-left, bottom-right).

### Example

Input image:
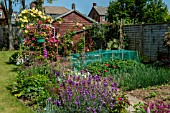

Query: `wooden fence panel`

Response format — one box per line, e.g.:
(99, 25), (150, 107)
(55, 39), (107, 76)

(123, 23), (170, 62)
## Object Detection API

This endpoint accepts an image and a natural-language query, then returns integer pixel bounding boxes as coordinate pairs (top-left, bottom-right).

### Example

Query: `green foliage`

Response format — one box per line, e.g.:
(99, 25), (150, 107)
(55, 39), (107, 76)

(88, 23), (126, 50)
(60, 30), (75, 56)
(118, 65), (170, 90)
(77, 38), (85, 53)
(8, 61), (62, 107)
(107, 34), (129, 50)
(143, 0), (169, 23)
(11, 74), (50, 106)
(107, 0), (170, 24)
(86, 60), (141, 76)
(9, 51), (21, 64)
(85, 60), (170, 91)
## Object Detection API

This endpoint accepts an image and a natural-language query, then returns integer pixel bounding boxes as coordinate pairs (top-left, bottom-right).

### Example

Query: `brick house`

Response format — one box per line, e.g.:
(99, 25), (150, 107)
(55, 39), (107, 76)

(88, 3), (107, 24)
(52, 3), (97, 53)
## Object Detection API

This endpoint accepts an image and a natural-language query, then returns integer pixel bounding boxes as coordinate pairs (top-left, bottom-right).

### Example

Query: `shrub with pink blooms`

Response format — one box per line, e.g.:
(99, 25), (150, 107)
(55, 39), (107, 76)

(18, 8), (61, 62)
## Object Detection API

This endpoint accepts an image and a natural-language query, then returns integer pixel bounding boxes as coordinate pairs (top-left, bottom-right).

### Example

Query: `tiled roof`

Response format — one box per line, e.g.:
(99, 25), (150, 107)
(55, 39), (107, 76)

(56, 9), (98, 23)
(44, 6), (70, 15)
(94, 6), (107, 15)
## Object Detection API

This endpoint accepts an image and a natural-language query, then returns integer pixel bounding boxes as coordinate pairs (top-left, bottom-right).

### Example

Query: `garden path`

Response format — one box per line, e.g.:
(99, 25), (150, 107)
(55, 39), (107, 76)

(126, 94), (144, 113)
(0, 51), (34, 113)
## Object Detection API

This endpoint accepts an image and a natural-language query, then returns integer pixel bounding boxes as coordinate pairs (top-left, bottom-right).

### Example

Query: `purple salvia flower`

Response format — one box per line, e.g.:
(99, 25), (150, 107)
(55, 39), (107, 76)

(87, 107), (91, 112)
(53, 100), (57, 105)
(55, 71), (60, 76)
(73, 76), (76, 80)
(90, 94), (93, 99)
(103, 82), (108, 87)
(76, 83), (79, 88)
(47, 97), (51, 102)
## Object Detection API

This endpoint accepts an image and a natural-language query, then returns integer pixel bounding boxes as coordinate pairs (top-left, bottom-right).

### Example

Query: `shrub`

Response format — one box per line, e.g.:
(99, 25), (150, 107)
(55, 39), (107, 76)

(9, 51), (21, 64)
(8, 60), (62, 107)
(10, 74), (50, 106)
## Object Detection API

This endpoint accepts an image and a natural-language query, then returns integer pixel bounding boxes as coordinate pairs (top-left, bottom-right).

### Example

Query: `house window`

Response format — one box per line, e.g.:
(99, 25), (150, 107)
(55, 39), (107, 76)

(0, 11), (2, 18)
(102, 16), (105, 21)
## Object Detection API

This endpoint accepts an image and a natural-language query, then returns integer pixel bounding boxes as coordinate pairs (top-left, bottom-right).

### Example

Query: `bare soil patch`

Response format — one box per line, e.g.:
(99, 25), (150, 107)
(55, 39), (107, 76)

(126, 84), (170, 104)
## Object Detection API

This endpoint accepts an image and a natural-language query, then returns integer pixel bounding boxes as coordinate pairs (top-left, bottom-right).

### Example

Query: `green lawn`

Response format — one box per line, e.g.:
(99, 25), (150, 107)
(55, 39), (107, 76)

(0, 51), (34, 113)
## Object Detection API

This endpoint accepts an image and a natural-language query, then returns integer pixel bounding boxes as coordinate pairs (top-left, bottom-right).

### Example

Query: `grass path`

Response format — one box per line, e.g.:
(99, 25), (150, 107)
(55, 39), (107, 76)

(0, 51), (34, 113)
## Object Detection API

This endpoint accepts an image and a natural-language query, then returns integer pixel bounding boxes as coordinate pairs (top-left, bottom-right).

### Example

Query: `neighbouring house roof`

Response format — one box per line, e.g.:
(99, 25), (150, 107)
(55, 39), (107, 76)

(89, 6), (107, 16)
(43, 6), (70, 15)
(56, 9), (98, 23)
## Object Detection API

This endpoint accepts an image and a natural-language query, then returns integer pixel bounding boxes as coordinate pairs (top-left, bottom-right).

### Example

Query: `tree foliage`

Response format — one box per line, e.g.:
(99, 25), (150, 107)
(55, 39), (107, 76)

(107, 0), (170, 24)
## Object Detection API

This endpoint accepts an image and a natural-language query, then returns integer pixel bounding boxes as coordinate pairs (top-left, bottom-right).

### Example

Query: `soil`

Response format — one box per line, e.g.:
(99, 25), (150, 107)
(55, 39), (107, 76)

(126, 84), (170, 105)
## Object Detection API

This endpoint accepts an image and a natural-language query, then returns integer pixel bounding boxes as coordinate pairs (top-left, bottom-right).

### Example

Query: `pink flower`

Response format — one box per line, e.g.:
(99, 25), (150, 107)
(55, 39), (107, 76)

(31, 43), (34, 46)
(26, 25), (30, 29)
(32, 38), (36, 41)
(38, 20), (42, 24)
(53, 39), (58, 43)
(147, 107), (150, 113)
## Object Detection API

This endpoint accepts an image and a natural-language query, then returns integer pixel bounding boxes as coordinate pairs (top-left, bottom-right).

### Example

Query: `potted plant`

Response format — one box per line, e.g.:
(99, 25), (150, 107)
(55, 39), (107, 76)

(35, 32), (45, 43)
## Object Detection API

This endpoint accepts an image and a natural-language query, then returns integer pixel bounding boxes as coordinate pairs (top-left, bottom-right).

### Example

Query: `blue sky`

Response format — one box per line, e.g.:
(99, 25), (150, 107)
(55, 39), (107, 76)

(14, 0), (170, 15)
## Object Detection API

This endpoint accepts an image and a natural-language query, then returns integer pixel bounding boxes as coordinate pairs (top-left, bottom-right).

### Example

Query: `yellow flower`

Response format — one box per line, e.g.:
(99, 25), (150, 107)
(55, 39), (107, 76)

(25, 30), (28, 33)
(25, 19), (28, 23)
(21, 24), (24, 28)
(19, 13), (22, 17)
(38, 11), (42, 15)
(23, 16), (27, 19)
(19, 18), (23, 21)
(43, 16), (47, 20)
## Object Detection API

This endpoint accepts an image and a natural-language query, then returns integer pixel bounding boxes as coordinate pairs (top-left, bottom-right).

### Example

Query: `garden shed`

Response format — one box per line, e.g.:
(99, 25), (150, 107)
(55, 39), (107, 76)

(123, 23), (170, 62)
(52, 3), (97, 53)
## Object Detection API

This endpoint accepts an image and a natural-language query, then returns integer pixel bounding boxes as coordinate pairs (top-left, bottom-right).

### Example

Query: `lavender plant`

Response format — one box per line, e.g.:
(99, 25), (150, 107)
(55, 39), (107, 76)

(42, 74), (130, 113)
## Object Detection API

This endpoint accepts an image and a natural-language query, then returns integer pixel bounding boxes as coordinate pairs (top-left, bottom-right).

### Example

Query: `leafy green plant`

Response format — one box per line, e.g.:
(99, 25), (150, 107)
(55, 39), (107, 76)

(145, 92), (158, 99)
(10, 74), (50, 106)
(84, 60), (170, 91)
(85, 60), (141, 76)
(9, 51), (21, 64)
(8, 60), (64, 108)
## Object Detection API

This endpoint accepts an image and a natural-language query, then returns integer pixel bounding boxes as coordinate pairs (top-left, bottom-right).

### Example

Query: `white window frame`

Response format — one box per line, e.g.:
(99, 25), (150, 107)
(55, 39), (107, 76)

(0, 11), (2, 18)
(102, 16), (105, 21)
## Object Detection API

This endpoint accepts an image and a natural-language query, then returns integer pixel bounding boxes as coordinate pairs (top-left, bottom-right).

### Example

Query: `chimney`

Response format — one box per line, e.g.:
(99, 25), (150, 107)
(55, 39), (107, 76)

(72, 3), (75, 10)
(93, 3), (97, 6)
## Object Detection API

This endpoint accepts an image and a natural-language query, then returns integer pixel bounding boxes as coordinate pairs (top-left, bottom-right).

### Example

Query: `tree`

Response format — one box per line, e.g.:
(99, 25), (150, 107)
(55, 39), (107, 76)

(107, 0), (169, 24)
(107, 0), (133, 49)
(0, 0), (13, 50)
(143, 0), (169, 23)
